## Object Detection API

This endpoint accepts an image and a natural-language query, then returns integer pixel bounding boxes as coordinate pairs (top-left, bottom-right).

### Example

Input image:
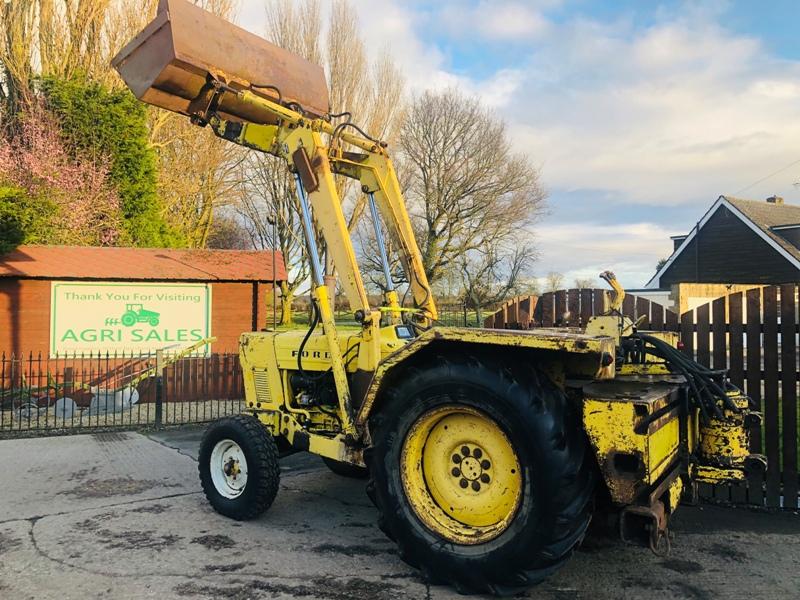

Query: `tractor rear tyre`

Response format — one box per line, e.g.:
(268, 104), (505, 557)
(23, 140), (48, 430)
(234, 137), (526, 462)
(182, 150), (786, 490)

(322, 457), (369, 479)
(199, 415), (280, 520)
(367, 355), (594, 595)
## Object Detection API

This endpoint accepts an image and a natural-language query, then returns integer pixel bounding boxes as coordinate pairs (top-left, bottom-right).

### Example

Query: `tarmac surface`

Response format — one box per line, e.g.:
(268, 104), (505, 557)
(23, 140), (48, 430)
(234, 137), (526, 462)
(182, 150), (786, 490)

(0, 427), (798, 599)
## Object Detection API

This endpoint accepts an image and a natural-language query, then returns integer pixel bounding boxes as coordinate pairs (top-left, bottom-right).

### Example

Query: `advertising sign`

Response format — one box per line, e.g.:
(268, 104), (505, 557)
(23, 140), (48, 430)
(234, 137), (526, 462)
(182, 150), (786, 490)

(50, 282), (212, 356)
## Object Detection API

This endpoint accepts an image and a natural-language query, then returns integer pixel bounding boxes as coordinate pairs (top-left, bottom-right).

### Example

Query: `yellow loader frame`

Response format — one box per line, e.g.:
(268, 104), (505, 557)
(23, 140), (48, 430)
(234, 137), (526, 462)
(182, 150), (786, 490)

(201, 85), (763, 540)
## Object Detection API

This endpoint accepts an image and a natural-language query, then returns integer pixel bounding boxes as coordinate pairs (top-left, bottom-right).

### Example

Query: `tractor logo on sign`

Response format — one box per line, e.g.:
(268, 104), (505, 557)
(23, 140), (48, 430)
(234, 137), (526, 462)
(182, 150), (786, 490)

(120, 303), (161, 327)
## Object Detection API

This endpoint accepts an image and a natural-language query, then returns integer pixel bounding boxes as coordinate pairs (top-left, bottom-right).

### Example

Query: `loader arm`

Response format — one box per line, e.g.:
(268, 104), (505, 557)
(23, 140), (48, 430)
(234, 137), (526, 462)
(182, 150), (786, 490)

(196, 86), (439, 435)
(206, 88), (438, 323)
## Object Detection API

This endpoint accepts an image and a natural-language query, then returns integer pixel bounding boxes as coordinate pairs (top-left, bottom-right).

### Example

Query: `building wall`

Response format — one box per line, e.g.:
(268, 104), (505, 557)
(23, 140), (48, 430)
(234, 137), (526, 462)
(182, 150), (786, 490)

(659, 205), (800, 286)
(0, 278), (274, 355)
(210, 282), (275, 353)
(0, 279), (50, 355)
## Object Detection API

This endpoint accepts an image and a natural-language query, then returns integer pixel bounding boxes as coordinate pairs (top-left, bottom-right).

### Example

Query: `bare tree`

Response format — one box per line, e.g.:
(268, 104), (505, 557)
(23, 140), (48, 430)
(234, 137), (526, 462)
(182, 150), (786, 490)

(154, 121), (247, 247)
(544, 271), (564, 292)
(399, 88), (546, 290)
(236, 153), (311, 325)
(146, 0), (246, 247)
(263, 0), (405, 303)
(0, 0), (160, 111)
(354, 216), (407, 296)
(460, 242), (536, 325)
(206, 212), (252, 250)
(573, 277), (596, 289)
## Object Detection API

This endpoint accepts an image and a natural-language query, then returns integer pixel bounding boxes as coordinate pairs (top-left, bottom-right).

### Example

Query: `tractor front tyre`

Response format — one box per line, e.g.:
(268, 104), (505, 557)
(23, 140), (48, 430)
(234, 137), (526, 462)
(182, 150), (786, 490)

(199, 415), (280, 520)
(322, 456), (369, 479)
(367, 356), (595, 595)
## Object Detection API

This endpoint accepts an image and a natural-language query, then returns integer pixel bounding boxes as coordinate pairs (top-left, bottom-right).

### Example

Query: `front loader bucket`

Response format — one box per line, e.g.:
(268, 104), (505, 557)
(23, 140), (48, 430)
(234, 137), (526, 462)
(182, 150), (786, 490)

(111, 0), (329, 123)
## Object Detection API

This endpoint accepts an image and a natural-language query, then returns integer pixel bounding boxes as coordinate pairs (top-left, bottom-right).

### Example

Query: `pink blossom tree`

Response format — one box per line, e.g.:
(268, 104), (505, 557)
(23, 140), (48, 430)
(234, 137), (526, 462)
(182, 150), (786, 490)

(0, 102), (123, 246)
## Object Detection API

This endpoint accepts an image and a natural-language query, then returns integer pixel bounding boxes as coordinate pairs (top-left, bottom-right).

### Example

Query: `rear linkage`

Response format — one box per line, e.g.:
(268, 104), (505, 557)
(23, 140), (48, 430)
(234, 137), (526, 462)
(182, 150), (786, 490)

(589, 273), (765, 556)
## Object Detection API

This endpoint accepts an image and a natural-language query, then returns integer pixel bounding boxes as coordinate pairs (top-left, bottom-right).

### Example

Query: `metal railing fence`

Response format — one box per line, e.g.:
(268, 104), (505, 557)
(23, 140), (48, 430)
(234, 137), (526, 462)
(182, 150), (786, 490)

(0, 351), (243, 436)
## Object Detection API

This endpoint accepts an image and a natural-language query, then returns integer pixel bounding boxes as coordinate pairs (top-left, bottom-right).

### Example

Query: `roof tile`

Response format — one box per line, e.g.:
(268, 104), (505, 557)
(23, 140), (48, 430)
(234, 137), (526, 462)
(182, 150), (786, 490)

(0, 246), (287, 282)
(723, 196), (800, 262)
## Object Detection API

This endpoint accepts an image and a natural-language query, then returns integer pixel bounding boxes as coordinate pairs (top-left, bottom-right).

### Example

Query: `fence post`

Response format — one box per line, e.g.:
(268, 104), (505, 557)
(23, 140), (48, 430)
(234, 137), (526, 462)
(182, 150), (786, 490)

(155, 350), (164, 428)
(463, 301), (468, 327)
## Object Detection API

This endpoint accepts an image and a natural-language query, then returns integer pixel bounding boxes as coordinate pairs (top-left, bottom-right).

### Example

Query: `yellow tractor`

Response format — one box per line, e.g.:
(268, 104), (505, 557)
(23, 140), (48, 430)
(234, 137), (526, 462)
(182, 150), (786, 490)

(114, 1), (766, 594)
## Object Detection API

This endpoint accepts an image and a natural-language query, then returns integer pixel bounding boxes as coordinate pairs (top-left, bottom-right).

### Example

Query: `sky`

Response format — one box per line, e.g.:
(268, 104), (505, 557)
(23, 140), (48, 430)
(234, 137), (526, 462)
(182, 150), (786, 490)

(234, 0), (800, 288)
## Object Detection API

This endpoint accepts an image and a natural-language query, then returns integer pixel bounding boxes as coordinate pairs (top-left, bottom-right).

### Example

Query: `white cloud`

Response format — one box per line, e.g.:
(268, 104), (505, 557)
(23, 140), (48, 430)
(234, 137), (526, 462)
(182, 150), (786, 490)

(507, 17), (800, 205)
(234, 0), (532, 98)
(532, 222), (680, 287)
(236, 0), (800, 206)
(232, 0), (800, 286)
(438, 1), (552, 41)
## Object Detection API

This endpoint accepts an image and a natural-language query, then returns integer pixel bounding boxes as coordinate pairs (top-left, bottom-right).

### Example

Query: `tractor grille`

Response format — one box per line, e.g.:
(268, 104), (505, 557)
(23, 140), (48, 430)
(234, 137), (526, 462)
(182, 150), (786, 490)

(252, 369), (272, 404)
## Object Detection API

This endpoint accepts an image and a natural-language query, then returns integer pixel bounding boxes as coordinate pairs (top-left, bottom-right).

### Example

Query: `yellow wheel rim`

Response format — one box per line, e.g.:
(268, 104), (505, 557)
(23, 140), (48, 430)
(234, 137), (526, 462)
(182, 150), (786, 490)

(400, 405), (523, 545)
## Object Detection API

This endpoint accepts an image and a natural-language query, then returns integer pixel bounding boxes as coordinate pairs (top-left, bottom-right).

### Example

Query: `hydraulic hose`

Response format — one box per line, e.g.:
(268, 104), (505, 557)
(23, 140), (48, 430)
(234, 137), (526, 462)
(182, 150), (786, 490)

(297, 299), (326, 381)
(632, 332), (741, 422)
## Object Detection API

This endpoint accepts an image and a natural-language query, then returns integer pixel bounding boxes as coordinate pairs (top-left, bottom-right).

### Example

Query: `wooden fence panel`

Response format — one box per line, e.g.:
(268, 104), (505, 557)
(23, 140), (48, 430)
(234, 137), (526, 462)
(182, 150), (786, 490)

(593, 289), (606, 317)
(728, 293), (744, 388)
(745, 288), (765, 506)
(555, 290), (567, 326)
(696, 303), (710, 367)
(666, 308), (679, 331)
(712, 297), (727, 372)
(580, 289), (593, 325)
(780, 285), (799, 509)
(635, 297), (650, 329)
(708, 297), (732, 502)
(566, 289), (579, 327)
(651, 302), (664, 330)
(222, 354), (232, 400)
(495, 305), (507, 329)
(763, 286), (781, 507)
(681, 309), (695, 359)
(541, 292), (554, 327)
(519, 296), (534, 325)
(727, 291), (749, 504)
(622, 294), (635, 320)
(485, 290), (679, 331)
(746, 289), (763, 451)
(509, 297), (520, 325)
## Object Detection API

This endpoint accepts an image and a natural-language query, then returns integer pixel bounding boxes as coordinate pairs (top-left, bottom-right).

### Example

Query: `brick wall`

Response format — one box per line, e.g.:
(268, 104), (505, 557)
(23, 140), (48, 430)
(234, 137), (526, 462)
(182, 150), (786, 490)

(0, 279), (50, 355)
(210, 282), (275, 353)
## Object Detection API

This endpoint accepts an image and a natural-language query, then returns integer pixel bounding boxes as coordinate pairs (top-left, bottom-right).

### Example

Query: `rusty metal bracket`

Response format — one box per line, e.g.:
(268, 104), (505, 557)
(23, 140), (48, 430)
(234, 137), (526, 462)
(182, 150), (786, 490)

(292, 146), (320, 193)
(187, 78), (229, 127)
(620, 501), (671, 557)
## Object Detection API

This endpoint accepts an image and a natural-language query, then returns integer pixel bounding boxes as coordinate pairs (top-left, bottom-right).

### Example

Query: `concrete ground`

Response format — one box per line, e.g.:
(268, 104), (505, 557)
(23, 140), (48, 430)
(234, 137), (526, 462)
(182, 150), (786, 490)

(0, 428), (798, 600)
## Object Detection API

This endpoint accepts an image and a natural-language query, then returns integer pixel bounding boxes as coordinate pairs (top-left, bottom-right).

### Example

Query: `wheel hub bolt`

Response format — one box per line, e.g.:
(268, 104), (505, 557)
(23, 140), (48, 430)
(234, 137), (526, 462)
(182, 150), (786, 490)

(450, 445), (491, 491)
(224, 457), (240, 478)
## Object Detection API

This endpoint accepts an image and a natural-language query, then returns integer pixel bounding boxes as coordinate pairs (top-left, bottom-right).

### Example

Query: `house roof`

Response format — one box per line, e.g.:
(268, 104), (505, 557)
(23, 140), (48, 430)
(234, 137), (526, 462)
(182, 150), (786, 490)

(0, 245), (287, 282)
(645, 195), (800, 289)
(725, 197), (800, 263)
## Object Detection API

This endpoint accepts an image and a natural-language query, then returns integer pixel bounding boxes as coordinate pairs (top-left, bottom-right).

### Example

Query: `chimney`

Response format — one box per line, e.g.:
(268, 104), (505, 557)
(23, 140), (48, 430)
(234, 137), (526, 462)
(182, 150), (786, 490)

(766, 195), (784, 204)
